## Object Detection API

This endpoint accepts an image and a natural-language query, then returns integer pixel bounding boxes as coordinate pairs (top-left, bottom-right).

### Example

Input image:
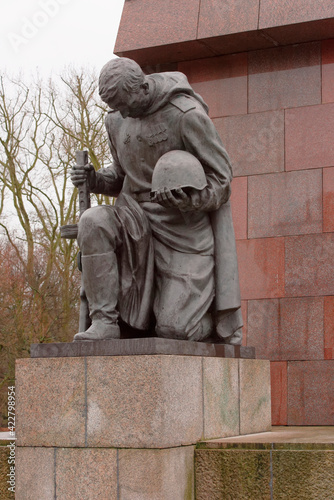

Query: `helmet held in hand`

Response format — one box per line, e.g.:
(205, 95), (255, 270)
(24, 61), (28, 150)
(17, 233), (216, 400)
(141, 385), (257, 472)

(151, 150), (207, 194)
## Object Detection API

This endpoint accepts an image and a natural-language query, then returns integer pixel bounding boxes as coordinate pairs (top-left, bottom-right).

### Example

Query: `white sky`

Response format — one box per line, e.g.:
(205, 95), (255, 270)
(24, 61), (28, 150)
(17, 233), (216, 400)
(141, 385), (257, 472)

(0, 0), (125, 78)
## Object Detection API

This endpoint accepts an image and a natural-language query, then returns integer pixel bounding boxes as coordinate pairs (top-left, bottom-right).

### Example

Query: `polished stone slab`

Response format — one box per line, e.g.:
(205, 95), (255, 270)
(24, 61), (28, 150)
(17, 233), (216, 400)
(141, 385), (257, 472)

(30, 337), (255, 359)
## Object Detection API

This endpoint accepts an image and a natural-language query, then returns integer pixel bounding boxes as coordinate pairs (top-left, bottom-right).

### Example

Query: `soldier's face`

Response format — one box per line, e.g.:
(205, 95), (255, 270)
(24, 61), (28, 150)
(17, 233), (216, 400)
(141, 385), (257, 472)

(104, 85), (150, 118)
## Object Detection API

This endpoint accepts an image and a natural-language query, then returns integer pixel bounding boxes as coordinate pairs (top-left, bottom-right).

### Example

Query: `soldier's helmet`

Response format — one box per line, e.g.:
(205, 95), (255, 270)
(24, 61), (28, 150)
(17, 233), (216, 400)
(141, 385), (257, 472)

(151, 150), (207, 194)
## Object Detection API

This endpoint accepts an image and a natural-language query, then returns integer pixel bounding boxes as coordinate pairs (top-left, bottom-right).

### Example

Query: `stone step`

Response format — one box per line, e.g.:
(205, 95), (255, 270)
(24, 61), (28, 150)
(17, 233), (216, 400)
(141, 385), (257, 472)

(195, 426), (334, 500)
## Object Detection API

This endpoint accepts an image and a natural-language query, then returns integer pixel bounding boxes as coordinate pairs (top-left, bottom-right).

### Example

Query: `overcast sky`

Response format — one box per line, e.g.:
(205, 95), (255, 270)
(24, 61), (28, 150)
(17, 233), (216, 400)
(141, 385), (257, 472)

(0, 0), (125, 78)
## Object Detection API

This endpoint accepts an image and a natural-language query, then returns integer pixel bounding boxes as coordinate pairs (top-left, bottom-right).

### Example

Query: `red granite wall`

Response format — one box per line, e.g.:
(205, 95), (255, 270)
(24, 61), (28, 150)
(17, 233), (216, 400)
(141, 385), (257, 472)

(178, 40), (334, 425)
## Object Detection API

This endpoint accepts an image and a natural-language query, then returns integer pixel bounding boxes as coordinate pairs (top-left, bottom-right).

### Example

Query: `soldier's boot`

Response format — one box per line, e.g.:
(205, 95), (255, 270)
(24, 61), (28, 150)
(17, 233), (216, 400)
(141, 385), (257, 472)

(73, 252), (120, 341)
(216, 308), (243, 345)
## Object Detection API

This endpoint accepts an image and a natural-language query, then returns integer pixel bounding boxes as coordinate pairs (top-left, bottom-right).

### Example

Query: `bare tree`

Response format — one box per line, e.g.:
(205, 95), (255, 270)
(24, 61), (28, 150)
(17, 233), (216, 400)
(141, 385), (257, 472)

(0, 69), (111, 425)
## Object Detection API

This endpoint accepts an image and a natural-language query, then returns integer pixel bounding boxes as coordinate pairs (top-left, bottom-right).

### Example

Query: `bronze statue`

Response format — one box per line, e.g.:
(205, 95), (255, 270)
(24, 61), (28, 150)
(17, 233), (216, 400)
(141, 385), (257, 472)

(71, 57), (243, 344)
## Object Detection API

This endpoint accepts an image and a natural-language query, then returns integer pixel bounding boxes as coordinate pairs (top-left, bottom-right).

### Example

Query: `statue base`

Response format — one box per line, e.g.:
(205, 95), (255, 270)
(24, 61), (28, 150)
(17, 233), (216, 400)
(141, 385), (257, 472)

(30, 336), (255, 359)
(16, 344), (271, 499)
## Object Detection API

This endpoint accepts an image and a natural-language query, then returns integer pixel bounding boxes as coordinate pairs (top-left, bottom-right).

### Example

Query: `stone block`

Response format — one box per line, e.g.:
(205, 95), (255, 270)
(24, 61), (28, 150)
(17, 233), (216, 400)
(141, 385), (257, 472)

(322, 39), (334, 103)
(197, 429), (334, 499)
(285, 103), (334, 171)
(16, 358), (86, 447)
(214, 110), (284, 177)
(198, 31), (276, 57)
(119, 41), (215, 67)
(262, 20), (334, 48)
(179, 54), (248, 118)
(16, 448), (55, 499)
(195, 448), (271, 499)
(248, 170), (322, 238)
(247, 297), (324, 360)
(56, 448), (117, 500)
(323, 167), (334, 232)
(279, 298), (324, 360)
(249, 43), (321, 113)
(86, 355), (203, 448)
(236, 238), (285, 300)
(247, 299), (280, 359)
(259, 0), (334, 28)
(202, 358), (239, 439)
(230, 176), (247, 240)
(118, 446), (195, 500)
(288, 361), (334, 425)
(239, 359), (272, 434)
(114, 0), (200, 53)
(17, 354), (271, 453)
(324, 296), (334, 360)
(273, 450), (334, 498)
(285, 234), (334, 297)
(271, 361), (288, 426)
(197, 0), (260, 38)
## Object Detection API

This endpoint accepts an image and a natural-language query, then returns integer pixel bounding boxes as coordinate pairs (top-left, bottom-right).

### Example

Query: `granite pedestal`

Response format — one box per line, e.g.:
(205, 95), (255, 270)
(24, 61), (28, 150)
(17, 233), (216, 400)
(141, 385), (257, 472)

(16, 339), (271, 499)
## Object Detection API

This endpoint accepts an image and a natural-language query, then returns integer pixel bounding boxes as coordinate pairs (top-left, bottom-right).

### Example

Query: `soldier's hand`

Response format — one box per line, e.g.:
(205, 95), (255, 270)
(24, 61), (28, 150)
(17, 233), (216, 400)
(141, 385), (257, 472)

(71, 163), (96, 188)
(151, 187), (202, 212)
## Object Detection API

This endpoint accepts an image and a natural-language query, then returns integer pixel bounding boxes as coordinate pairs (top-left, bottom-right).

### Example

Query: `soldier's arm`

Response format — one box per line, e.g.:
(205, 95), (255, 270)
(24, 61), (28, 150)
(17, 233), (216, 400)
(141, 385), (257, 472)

(90, 113), (125, 197)
(180, 107), (232, 211)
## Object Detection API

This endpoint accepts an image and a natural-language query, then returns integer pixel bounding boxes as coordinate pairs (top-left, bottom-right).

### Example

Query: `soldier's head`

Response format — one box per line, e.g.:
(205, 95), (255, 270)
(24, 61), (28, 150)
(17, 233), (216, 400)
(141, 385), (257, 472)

(99, 58), (151, 118)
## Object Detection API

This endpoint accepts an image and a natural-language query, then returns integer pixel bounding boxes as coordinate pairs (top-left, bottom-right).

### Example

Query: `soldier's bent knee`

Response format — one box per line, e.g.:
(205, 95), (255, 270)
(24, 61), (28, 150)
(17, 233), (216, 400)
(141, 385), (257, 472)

(78, 206), (121, 254)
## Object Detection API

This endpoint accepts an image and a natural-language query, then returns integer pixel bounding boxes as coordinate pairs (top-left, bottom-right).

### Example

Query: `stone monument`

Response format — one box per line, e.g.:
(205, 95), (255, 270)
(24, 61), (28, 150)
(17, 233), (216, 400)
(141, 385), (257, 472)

(15, 58), (271, 500)
(70, 56), (243, 345)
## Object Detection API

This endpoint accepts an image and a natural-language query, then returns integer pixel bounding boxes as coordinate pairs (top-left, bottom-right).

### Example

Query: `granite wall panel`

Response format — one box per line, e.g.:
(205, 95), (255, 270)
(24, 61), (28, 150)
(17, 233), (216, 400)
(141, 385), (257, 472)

(239, 359), (272, 434)
(16, 448), (55, 500)
(202, 358), (239, 439)
(324, 296), (334, 360)
(285, 234), (334, 297)
(115, 0), (200, 52)
(322, 39), (334, 103)
(248, 43), (321, 113)
(179, 54), (248, 118)
(261, 20), (334, 48)
(16, 358), (86, 447)
(236, 238), (285, 300)
(270, 361), (288, 426)
(288, 361), (334, 425)
(197, 31), (276, 57)
(259, 0), (334, 29)
(118, 447), (195, 500)
(279, 297), (324, 360)
(247, 299), (280, 357)
(56, 448), (118, 500)
(230, 176), (247, 240)
(285, 103), (334, 171)
(86, 356), (203, 448)
(323, 167), (334, 232)
(247, 298), (324, 361)
(178, 53), (247, 83)
(214, 110), (284, 177)
(198, 0), (260, 38)
(248, 170), (323, 238)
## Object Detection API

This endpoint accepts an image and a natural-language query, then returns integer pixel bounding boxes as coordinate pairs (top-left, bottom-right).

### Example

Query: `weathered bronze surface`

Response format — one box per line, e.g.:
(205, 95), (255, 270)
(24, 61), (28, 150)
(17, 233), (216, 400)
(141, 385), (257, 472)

(31, 338), (255, 358)
(70, 57), (243, 344)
